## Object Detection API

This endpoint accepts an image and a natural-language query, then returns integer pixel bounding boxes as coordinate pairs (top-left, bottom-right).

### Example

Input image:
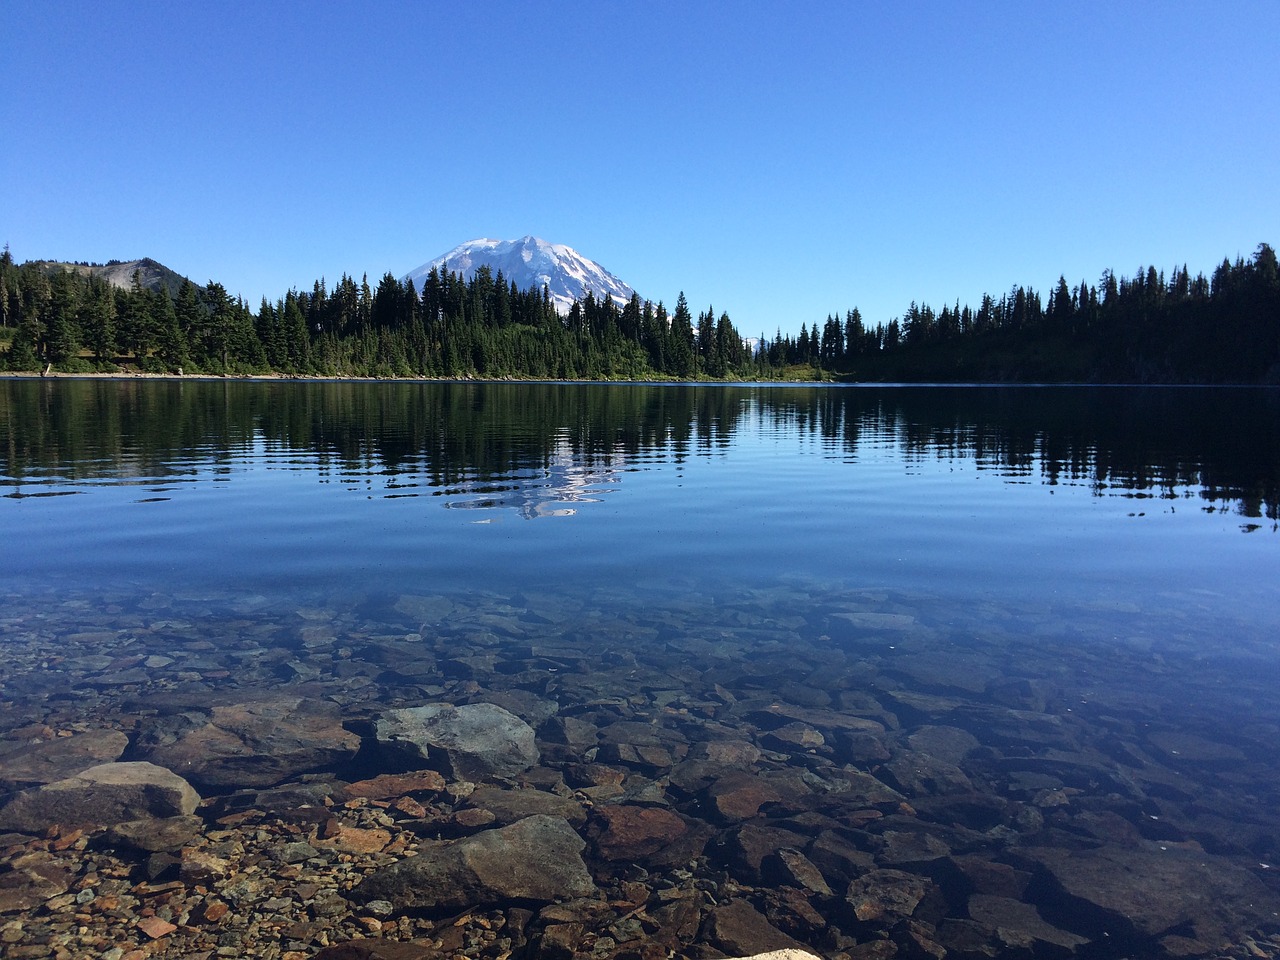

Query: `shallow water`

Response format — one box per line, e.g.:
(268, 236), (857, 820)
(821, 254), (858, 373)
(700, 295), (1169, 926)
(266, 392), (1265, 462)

(2, 379), (1280, 957)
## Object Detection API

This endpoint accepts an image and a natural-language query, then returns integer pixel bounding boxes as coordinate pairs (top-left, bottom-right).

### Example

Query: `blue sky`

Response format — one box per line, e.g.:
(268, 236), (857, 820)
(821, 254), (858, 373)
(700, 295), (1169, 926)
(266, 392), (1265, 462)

(3, 2), (1276, 336)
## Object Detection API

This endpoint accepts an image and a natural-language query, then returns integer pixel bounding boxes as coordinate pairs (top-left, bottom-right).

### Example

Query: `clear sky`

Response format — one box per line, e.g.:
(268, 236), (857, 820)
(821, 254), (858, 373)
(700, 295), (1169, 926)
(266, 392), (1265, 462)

(3, 1), (1276, 336)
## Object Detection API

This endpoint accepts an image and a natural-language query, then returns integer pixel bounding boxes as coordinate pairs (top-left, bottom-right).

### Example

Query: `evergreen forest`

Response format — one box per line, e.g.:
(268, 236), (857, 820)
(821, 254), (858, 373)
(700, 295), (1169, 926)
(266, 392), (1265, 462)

(1, 243), (1276, 383)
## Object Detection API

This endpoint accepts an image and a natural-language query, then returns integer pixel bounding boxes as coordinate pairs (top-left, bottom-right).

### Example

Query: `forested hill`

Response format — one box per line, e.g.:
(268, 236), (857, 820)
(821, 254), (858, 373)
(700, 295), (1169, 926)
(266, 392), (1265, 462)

(28, 257), (191, 299)
(781, 243), (1279, 384)
(1, 244), (1277, 383)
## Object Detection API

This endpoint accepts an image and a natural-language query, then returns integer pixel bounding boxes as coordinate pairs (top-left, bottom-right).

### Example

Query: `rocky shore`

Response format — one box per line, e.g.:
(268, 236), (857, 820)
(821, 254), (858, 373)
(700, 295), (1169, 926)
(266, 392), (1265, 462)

(2, 583), (1279, 959)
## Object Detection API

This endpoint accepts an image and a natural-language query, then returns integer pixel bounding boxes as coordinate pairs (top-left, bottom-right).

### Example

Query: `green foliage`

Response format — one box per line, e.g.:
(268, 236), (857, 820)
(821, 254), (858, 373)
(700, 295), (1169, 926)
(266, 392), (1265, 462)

(4, 242), (1274, 384)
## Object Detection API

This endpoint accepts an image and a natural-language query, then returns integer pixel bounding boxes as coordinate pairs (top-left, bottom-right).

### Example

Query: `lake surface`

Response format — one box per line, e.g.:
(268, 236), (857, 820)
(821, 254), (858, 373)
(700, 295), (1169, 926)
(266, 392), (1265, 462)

(2, 378), (1280, 958)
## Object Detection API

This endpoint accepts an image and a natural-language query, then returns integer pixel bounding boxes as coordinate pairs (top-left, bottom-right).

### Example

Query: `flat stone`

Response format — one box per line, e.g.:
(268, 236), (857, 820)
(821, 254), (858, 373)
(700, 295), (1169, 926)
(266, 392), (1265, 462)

(375, 703), (539, 779)
(0, 863), (77, 914)
(134, 697), (360, 790)
(0, 729), (129, 788)
(351, 814), (596, 914)
(882, 751), (973, 796)
(463, 785), (587, 827)
(706, 772), (784, 822)
(0, 761), (199, 832)
(316, 823), (391, 854)
(104, 815), (204, 853)
(905, 725), (981, 765)
(589, 805), (688, 862)
(967, 894), (1088, 953)
(1023, 843), (1280, 943)
(136, 916), (177, 939)
(340, 770), (446, 801)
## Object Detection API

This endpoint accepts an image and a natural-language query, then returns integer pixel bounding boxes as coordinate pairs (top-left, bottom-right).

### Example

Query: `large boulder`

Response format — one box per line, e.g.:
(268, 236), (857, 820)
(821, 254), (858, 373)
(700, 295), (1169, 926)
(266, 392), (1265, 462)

(132, 696), (361, 791)
(375, 703), (538, 779)
(0, 761), (200, 832)
(350, 815), (596, 914)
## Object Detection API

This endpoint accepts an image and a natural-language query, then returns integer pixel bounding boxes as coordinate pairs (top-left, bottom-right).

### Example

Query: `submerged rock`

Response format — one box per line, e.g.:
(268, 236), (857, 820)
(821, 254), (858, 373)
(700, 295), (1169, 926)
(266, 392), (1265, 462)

(703, 899), (812, 956)
(104, 814), (204, 853)
(0, 729), (129, 789)
(588, 804), (689, 862)
(350, 814), (596, 913)
(1023, 843), (1280, 945)
(375, 702), (539, 779)
(133, 696), (361, 790)
(0, 761), (200, 832)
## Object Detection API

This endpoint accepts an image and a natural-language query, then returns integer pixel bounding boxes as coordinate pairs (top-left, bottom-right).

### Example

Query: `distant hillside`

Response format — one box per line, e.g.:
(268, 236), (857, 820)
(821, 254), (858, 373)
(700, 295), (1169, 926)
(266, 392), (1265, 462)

(30, 257), (192, 298)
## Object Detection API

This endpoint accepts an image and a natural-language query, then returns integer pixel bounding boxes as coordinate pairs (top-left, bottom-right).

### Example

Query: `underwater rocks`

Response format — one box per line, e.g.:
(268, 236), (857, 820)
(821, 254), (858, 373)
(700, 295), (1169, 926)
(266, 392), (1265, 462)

(1, 583), (1280, 959)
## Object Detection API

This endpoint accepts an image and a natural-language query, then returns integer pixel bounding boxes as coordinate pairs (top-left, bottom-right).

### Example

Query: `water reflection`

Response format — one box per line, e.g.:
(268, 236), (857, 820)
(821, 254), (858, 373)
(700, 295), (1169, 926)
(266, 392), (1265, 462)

(2, 380), (1278, 525)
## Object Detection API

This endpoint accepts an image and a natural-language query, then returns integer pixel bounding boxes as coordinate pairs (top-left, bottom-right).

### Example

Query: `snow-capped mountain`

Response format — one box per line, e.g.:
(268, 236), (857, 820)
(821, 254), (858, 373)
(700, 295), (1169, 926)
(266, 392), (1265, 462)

(401, 236), (636, 315)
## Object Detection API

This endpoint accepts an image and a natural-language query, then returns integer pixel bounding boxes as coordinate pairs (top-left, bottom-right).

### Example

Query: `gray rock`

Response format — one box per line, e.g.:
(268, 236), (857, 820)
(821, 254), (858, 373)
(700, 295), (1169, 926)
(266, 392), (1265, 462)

(0, 761), (200, 832)
(376, 702), (538, 779)
(351, 814), (596, 913)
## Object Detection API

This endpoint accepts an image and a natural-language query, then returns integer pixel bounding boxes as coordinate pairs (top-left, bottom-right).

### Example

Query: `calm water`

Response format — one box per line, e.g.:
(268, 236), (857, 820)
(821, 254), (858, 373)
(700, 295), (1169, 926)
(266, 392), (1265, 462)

(3, 378), (1280, 953)
(3, 379), (1278, 616)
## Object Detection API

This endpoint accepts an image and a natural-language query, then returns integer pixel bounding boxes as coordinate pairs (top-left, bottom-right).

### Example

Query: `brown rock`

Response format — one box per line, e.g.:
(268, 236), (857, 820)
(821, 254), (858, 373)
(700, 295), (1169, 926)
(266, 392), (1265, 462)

(706, 772), (784, 822)
(966, 894), (1088, 953)
(763, 848), (832, 896)
(136, 916), (177, 939)
(341, 770), (446, 801)
(317, 823), (391, 854)
(0, 862), (77, 914)
(590, 805), (688, 861)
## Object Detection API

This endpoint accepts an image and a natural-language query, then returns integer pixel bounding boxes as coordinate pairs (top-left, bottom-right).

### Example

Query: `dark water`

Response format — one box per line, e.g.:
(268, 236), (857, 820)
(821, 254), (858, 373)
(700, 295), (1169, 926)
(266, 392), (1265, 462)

(3, 378), (1280, 955)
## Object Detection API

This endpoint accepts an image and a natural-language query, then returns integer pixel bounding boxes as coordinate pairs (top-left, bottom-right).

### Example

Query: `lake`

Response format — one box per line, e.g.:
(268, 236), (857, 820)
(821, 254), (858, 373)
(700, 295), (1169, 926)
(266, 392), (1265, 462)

(2, 378), (1279, 959)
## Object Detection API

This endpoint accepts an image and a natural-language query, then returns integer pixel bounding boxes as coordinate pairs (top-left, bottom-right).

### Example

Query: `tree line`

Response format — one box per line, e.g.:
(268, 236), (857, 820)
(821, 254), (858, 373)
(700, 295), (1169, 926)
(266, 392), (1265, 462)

(780, 242), (1278, 383)
(0, 249), (761, 380)
(2, 243), (1276, 382)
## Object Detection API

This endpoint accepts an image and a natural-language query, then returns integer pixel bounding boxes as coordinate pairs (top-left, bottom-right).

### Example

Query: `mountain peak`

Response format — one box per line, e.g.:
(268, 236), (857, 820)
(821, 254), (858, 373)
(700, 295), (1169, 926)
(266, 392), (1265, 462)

(401, 237), (636, 315)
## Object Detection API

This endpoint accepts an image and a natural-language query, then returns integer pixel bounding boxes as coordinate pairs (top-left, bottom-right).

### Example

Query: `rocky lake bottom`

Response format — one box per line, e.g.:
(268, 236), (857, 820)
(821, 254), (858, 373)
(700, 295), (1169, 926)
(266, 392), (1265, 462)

(2, 577), (1278, 960)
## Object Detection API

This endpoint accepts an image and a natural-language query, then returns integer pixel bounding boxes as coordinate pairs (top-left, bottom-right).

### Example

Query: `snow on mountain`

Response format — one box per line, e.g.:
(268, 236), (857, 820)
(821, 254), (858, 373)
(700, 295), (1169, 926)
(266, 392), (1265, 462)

(401, 236), (637, 315)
